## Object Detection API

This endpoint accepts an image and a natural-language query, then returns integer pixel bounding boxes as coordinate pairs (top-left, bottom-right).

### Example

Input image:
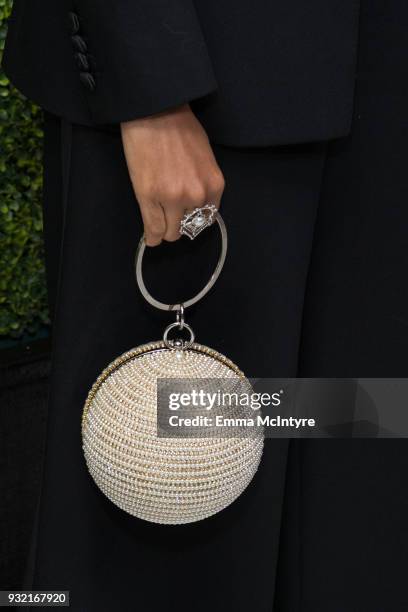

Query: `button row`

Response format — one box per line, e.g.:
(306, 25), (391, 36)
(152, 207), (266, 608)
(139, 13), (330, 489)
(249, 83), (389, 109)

(68, 12), (96, 92)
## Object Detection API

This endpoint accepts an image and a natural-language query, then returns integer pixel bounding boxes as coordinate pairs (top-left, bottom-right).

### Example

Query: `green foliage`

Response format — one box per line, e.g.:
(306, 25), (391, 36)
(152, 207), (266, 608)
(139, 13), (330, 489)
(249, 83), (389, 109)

(0, 0), (49, 338)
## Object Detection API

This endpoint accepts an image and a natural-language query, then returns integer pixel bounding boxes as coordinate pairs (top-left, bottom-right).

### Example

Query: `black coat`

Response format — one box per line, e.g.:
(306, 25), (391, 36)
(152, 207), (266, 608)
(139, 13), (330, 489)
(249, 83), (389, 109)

(3, 0), (360, 146)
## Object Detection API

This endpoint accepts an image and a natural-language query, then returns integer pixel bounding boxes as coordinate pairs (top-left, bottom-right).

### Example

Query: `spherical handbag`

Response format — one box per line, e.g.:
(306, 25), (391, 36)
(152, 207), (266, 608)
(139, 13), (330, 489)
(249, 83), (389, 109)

(82, 206), (264, 524)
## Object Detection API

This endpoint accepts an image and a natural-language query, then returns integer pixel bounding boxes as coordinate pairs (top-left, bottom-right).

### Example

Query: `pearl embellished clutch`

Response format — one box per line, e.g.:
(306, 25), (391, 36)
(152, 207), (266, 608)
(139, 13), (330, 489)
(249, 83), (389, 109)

(81, 210), (264, 524)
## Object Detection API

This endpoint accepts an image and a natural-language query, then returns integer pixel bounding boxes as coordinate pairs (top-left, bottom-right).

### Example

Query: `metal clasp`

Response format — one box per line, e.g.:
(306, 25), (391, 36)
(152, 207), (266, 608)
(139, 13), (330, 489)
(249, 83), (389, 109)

(163, 303), (195, 349)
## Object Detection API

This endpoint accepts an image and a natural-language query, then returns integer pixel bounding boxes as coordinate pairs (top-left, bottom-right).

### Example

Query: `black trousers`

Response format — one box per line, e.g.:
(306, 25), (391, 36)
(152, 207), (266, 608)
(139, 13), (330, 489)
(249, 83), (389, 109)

(31, 2), (408, 609)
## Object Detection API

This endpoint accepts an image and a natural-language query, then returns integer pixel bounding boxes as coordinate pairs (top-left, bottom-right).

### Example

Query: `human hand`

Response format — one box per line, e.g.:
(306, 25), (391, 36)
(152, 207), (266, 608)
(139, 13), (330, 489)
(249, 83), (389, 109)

(121, 104), (225, 246)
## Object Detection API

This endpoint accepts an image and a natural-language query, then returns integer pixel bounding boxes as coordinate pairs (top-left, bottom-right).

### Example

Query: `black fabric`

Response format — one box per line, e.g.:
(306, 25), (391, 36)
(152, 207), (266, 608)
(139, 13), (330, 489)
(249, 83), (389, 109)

(3, 0), (359, 146)
(275, 3), (408, 608)
(36, 72), (408, 606)
(34, 113), (325, 610)
(0, 357), (49, 590)
(14, 1), (408, 609)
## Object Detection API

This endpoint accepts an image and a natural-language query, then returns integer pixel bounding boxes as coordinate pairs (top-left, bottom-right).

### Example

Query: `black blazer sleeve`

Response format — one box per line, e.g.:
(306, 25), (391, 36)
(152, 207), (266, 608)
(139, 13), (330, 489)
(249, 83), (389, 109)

(3, 0), (360, 146)
(74, 1), (218, 122)
(3, 0), (218, 125)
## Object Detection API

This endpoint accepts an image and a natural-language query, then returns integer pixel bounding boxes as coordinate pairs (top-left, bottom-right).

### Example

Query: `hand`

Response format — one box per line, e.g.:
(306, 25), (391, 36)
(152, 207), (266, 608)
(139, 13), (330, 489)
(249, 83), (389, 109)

(121, 104), (225, 246)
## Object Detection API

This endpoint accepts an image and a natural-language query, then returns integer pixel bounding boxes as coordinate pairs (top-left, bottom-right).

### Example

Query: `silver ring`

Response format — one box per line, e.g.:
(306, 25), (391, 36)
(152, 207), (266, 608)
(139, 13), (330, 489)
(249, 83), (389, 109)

(135, 211), (227, 311)
(163, 321), (195, 349)
(180, 204), (218, 240)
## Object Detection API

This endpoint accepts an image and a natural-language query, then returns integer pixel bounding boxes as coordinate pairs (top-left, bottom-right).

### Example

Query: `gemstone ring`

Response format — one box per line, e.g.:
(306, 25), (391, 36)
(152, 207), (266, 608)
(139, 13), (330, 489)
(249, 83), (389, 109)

(179, 204), (218, 240)
(136, 207), (227, 311)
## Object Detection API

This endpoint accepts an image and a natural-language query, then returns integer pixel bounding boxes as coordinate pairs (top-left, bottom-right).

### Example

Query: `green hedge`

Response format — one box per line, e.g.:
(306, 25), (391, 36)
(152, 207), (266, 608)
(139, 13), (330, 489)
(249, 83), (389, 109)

(0, 0), (49, 339)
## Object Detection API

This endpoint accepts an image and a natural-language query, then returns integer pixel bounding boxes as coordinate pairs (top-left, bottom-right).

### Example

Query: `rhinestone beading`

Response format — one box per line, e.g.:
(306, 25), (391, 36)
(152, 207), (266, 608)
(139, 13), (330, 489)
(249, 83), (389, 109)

(82, 342), (264, 524)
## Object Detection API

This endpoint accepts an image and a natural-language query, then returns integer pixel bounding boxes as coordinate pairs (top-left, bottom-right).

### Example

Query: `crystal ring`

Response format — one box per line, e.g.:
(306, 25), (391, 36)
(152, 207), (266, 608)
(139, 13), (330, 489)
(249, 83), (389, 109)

(135, 209), (227, 312)
(179, 204), (218, 240)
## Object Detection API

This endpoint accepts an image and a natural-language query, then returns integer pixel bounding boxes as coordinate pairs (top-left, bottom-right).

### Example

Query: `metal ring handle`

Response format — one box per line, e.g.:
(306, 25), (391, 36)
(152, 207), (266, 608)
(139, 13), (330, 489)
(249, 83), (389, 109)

(135, 211), (227, 311)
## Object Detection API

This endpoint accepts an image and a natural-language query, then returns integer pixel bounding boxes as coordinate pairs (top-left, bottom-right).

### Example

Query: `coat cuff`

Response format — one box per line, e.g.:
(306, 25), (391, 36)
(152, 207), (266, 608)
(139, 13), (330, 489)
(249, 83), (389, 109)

(68, 1), (218, 124)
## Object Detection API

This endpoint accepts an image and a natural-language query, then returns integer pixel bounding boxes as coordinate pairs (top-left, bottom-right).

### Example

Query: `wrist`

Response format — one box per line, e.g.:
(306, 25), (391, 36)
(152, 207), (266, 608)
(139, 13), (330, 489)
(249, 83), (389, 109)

(121, 103), (192, 131)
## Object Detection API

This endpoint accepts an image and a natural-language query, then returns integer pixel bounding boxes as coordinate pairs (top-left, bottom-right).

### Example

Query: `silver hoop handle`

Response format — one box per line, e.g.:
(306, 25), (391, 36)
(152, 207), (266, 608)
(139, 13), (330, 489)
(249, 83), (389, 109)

(135, 212), (227, 312)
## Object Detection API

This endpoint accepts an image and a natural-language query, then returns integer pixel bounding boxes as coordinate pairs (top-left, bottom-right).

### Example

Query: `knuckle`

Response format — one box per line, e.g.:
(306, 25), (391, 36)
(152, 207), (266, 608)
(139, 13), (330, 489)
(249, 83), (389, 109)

(148, 225), (164, 237)
(208, 170), (225, 194)
(145, 236), (162, 247)
(146, 229), (163, 244)
(187, 183), (206, 205)
(136, 181), (155, 202)
(156, 178), (183, 201)
(164, 232), (181, 243)
(164, 186), (183, 204)
(144, 213), (165, 237)
(148, 206), (163, 221)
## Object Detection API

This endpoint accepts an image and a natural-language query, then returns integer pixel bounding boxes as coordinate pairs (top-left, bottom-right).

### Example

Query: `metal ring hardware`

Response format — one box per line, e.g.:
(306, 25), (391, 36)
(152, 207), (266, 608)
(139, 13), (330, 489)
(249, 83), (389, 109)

(163, 321), (195, 349)
(135, 211), (227, 312)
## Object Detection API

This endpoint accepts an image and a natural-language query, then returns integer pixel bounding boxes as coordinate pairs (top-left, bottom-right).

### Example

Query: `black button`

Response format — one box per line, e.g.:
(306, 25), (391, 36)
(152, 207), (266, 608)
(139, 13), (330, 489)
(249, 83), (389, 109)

(71, 34), (87, 53)
(68, 12), (80, 35)
(79, 72), (96, 91)
(75, 52), (90, 71)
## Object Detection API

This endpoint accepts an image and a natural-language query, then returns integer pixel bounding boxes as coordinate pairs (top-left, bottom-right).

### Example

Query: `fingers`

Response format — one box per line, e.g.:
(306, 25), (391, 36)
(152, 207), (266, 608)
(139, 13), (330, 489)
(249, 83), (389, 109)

(121, 105), (227, 248)
(162, 171), (226, 242)
(139, 200), (166, 246)
(139, 169), (225, 246)
(205, 167), (226, 212)
(163, 207), (184, 242)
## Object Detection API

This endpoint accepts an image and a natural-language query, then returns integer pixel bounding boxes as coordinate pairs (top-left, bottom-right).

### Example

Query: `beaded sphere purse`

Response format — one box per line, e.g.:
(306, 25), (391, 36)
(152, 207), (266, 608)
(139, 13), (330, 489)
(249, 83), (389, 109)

(82, 207), (264, 525)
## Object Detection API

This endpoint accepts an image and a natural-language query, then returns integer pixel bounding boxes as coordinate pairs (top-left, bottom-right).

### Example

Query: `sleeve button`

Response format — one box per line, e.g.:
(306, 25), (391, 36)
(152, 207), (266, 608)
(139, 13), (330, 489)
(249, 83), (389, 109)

(79, 72), (96, 91)
(68, 12), (80, 35)
(71, 35), (88, 53)
(75, 52), (90, 71)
